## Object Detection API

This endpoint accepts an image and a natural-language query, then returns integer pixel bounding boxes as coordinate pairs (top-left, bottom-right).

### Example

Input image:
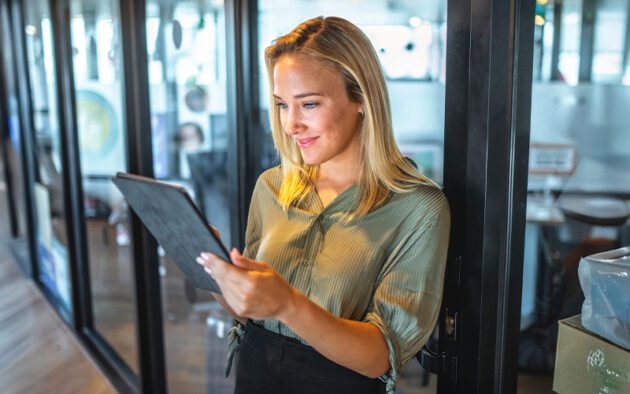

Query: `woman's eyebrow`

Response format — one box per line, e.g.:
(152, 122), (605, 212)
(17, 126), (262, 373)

(273, 92), (323, 100)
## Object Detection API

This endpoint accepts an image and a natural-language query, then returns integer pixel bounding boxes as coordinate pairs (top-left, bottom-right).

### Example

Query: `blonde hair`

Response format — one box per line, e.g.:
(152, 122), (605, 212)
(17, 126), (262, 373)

(265, 16), (436, 217)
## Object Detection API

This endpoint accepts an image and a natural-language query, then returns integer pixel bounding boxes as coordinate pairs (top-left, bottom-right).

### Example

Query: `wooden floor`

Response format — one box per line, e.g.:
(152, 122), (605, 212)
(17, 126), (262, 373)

(0, 241), (116, 394)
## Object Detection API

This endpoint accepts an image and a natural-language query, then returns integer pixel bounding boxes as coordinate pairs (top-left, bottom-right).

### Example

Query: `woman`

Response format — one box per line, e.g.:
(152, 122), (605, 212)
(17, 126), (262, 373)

(197, 16), (450, 394)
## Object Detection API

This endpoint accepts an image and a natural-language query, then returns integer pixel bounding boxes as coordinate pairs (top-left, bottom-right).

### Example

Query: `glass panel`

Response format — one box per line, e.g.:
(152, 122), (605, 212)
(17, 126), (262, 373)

(518, 0), (630, 391)
(592, 1), (627, 83)
(69, 0), (139, 373)
(23, 0), (72, 314)
(0, 4), (30, 270)
(0, 151), (8, 239)
(558, 0), (583, 85)
(145, 1), (233, 392)
(256, 2), (447, 392)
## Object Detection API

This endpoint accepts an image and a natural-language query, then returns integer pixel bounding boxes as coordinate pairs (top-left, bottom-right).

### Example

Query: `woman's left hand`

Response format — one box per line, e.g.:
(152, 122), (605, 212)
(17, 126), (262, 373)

(196, 249), (298, 322)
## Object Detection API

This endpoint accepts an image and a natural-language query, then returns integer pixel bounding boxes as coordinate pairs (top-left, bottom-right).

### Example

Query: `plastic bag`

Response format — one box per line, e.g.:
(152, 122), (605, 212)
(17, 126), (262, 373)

(578, 246), (630, 350)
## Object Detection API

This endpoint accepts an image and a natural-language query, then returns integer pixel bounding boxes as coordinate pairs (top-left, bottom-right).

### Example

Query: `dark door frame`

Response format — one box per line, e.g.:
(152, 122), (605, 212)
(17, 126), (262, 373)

(0, 0), (20, 238)
(118, 0), (167, 392)
(1, 0), (39, 277)
(47, 0), (142, 392)
(439, 0), (535, 393)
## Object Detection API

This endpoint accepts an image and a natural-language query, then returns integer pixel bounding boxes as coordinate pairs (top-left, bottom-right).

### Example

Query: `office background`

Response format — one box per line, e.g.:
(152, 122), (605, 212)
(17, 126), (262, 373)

(1, 0), (629, 393)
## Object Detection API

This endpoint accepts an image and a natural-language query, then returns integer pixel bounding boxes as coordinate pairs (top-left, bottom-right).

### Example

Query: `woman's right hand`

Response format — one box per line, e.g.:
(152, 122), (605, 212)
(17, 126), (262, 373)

(210, 292), (248, 325)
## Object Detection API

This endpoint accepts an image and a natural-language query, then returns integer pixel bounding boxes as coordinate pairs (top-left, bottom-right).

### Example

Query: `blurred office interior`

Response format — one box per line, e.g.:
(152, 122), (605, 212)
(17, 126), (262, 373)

(1, 0), (629, 393)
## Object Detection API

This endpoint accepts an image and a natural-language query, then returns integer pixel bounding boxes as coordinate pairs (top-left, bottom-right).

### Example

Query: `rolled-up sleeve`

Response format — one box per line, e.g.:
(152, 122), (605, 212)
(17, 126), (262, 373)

(363, 203), (450, 392)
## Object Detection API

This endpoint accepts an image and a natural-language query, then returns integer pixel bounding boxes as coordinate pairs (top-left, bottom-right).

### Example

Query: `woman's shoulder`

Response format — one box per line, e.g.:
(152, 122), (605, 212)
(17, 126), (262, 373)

(392, 182), (450, 220)
(253, 165), (283, 197)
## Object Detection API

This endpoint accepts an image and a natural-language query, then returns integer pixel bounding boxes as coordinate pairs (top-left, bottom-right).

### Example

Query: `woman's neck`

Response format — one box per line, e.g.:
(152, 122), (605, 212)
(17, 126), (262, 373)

(316, 160), (360, 194)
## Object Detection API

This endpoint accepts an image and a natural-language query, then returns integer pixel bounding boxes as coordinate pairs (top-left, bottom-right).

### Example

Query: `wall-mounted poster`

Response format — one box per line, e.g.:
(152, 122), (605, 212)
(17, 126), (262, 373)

(76, 88), (125, 175)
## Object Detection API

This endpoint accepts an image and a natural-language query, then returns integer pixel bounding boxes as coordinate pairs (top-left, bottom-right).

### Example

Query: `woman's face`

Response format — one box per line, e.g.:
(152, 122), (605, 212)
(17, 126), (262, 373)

(273, 55), (363, 166)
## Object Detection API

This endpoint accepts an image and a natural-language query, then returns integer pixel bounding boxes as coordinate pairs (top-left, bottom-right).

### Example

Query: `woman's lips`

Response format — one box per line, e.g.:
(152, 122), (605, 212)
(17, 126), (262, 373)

(297, 137), (318, 148)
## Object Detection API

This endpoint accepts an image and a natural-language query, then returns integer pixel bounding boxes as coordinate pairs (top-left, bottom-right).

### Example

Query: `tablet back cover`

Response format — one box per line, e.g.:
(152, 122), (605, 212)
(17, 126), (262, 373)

(112, 174), (229, 293)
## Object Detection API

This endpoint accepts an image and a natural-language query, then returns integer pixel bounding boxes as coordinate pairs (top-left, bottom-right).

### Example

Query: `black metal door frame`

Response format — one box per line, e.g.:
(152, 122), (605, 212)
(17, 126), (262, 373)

(0, 0), (20, 238)
(40, 0), (140, 391)
(438, 0), (535, 393)
(0, 0), (39, 277)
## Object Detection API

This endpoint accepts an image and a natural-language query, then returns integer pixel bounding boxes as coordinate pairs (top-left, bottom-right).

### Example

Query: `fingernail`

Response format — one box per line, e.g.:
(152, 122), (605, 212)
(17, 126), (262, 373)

(196, 257), (203, 264)
(204, 267), (213, 275)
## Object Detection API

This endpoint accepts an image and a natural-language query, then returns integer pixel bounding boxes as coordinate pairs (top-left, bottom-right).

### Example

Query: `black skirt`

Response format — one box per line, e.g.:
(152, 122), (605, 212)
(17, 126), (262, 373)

(234, 320), (386, 394)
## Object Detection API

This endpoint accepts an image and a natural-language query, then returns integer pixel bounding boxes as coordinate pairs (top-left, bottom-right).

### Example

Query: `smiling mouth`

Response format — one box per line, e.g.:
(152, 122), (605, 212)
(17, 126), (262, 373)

(296, 137), (318, 148)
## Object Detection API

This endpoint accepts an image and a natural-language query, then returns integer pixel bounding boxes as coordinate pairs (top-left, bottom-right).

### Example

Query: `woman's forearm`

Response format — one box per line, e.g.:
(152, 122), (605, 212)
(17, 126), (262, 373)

(279, 290), (390, 379)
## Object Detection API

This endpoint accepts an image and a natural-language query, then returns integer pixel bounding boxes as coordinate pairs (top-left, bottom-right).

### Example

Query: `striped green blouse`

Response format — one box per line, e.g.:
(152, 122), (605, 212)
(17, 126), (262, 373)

(227, 166), (450, 393)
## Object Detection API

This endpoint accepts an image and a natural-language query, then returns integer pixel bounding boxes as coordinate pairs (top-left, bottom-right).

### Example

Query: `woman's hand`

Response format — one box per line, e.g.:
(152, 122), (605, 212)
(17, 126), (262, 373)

(198, 249), (389, 378)
(196, 249), (298, 322)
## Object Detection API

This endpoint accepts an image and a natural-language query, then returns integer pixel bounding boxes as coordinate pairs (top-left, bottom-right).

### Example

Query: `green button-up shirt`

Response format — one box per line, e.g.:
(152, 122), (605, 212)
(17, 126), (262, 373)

(228, 166), (450, 392)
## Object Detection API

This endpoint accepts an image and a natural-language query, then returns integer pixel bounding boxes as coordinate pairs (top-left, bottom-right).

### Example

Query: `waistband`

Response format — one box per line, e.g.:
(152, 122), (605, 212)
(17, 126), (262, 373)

(241, 320), (383, 388)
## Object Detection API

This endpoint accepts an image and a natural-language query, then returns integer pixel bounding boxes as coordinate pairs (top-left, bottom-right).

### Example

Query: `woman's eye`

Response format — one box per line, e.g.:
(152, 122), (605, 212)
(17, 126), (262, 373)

(303, 102), (318, 109)
(275, 102), (288, 110)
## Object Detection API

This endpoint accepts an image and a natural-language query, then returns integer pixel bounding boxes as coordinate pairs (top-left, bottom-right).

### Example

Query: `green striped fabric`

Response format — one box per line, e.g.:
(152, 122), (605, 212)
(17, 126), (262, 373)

(239, 166), (450, 390)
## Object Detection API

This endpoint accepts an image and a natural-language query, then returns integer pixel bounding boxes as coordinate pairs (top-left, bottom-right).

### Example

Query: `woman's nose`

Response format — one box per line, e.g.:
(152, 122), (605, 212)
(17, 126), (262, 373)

(284, 107), (304, 135)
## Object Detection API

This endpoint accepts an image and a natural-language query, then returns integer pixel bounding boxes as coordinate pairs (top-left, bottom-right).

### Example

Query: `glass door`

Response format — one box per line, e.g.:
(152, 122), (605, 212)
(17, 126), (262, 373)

(67, 0), (139, 375)
(22, 0), (73, 317)
(518, 0), (630, 391)
(144, 1), (233, 392)
(0, 0), (30, 270)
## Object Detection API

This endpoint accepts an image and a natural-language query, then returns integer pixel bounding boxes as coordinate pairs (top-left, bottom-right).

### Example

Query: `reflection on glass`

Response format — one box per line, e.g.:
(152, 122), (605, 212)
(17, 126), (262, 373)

(0, 146), (8, 237)
(23, 0), (73, 313)
(519, 1), (630, 392)
(257, 1), (447, 185)
(257, 2), (447, 392)
(69, 0), (138, 373)
(0, 9), (28, 244)
(145, 1), (233, 392)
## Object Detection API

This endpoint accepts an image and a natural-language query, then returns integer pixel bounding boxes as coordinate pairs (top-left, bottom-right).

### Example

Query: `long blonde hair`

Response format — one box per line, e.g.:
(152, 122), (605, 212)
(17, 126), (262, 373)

(265, 16), (436, 217)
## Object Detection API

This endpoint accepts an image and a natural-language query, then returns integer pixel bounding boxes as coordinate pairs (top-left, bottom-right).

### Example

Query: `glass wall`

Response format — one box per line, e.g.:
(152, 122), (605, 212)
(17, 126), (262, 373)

(256, 1), (447, 392)
(0, 1), (30, 271)
(145, 1), (233, 392)
(0, 140), (9, 238)
(23, 0), (72, 314)
(518, 0), (630, 391)
(69, 0), (139, 373)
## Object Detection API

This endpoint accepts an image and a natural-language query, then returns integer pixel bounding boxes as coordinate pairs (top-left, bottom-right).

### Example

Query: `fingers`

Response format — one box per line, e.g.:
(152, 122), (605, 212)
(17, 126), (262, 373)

(195, 254), (216, 277)
(209, 225), (221, 239)
(197, 252), (229, 276)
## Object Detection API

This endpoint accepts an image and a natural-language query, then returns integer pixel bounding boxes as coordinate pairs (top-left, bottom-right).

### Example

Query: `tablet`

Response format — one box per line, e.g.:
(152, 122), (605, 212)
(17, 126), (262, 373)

(112, 172), (230, 294)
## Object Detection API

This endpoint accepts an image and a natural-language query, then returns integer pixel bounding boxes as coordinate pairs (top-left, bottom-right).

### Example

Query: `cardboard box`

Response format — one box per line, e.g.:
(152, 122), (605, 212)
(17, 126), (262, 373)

(553, 315), (630, 394)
